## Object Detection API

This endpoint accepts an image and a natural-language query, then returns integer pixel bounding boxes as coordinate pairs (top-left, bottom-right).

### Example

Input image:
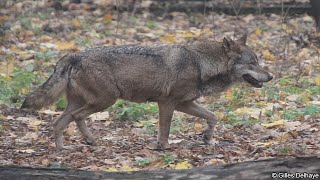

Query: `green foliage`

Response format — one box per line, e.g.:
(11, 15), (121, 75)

(227, 86), (249, 110)
(308, 86), (320, 96)
(283, 109), (302, 120)
(35, 51), (57, 62)
(303, 105), (320, 116)
(146, 21), (158, 29)
(0, 68), (37, 104)
(170, 117), (185, 134)
(103, 29), (113, 36)
(135, 158), (151, 166)
(56, 96), (67, 110)
(283, 105), (320, 120)
(284, 86), (304, 94)
(112, 100), (158, 120)
(261, 84), (280, 100)
(223, 112), (258, 127)
(75, 37), (92, 47)
(160, 154), (176, 165)
(278, 76), (295, 86)
(140, 120), (157, 135)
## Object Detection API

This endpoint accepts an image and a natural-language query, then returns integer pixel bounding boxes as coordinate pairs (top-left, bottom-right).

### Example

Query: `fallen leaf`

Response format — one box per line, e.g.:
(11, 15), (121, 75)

(120, 165), (138, 171)
(41, 159), (50, 166)
(104, 159), (116, 165)
(89, 111), (110, 121)
(160, 34), (176, 44)
(262, 120), (285, 128)
(193, 121), (203, 132)
(168, 139), (183, 144)
(255, 28), (262, 36)
(181, 32), (194, 38)
(263, 50), (276, 61)
(56, 41), (76, 50)
(315, 75), (320, 86)
(19, 149), (35, 153)
(256, 141), (278, 148)
(145, 159), (165, 170)
(208, 159), (226, 165)
(103, 12), (113, 22)
(104, 168), (118, 172)
(174, 161), (192, 170)
(72, 20), (81, 27)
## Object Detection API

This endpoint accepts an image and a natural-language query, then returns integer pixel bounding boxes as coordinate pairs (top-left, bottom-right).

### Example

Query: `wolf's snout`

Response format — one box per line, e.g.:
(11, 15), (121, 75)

(267, 73), (273, 81)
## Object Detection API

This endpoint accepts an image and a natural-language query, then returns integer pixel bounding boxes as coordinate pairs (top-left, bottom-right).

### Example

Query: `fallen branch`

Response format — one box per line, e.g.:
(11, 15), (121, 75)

(0, 156), (319, 180)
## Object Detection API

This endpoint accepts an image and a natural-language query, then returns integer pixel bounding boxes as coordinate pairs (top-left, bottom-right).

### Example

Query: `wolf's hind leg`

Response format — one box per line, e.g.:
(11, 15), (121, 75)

(72, 100), (116, 146)
(176, 101), (217, 144)
(53, 108), (75, 151)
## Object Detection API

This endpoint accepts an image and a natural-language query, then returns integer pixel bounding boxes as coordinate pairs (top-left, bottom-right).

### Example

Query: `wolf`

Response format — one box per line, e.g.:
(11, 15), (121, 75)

(21, 34), (273, 151)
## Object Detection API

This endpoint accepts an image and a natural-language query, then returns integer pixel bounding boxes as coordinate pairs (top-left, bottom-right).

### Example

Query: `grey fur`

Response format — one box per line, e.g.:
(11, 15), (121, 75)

(21, 34), (273, 150)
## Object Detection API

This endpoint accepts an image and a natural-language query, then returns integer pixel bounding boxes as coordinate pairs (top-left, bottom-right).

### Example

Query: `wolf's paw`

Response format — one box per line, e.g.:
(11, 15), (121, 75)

(203, 134), (217, 145)
(147, 141), (170, 150)
(85, 138), (97, 146)
(55, 145), (74, 152)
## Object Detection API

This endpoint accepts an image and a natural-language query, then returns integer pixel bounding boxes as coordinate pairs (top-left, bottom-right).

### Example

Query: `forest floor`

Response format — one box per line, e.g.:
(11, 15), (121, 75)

(0, 0), (319, 171)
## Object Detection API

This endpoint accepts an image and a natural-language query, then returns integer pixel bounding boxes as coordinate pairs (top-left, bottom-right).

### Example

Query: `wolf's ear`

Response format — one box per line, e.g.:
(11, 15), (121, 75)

(236, 33), (247, 45)
(223, 37), (240, 53)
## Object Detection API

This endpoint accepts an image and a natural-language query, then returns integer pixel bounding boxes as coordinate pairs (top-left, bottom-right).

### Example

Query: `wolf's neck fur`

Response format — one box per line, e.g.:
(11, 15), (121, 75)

(189, 41), (230, 80)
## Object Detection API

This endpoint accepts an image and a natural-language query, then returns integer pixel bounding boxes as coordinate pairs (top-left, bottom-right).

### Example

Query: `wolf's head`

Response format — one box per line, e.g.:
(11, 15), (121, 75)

(223, 34), (273, 88)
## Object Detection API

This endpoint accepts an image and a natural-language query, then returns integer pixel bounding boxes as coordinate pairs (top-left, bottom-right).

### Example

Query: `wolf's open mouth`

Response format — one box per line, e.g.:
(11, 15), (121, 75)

(242, 74), (263, 88)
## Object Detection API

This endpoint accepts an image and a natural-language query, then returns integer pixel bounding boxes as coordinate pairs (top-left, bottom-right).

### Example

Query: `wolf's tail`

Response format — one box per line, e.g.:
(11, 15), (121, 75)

(21, 54), (73, 110)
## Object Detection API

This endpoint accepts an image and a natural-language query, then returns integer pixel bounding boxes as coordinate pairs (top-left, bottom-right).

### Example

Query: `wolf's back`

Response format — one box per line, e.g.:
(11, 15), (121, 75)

(21, 55), (73, 110)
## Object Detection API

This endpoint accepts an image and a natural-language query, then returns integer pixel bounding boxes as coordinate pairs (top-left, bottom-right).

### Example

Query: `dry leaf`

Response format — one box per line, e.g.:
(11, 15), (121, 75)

(89, 111), (110, 121)
(174, 161), (192, 170)
(72, 20), (81, 27)
(56, 41), (76, 50)
(104, 168), (118, 172)
(255, 28), (262, 36)
(208, 159), (226, 165)
(19, 149), (35, 153)
(193, 121), (203, 132)
(103, 12), (113, 22)
(315, 75), (320, 86)
(263, 50), (276, 61)
(262, 120), (285, 128)
(160, 34), (176, 44)
(120, 165), (138, 171)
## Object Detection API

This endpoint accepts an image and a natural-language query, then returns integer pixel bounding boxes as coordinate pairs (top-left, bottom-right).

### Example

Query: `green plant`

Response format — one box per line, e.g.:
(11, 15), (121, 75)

(140, 120), (157, 135)
(261, 84), (280, 100)
(112, 100), (158, 120)
(35, 51), (57, 62)
(75, 37), (92, 47)
(303, 105), (320, 116)
(0, 68), (37, 104)
(170, 117), (185, 134)
(56, 96), (67, 110)
(283, 109), (302, 120)
(135, 158), (151, 166)
(284, 86), (304, 94)
(146, 21), (158, 29)
(160, 154), (176, 165)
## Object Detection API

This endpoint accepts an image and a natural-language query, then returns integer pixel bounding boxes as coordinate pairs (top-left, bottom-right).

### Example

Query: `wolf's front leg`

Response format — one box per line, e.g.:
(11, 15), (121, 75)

(154, 102), (175, 150)
(176, 101), (217, 144)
